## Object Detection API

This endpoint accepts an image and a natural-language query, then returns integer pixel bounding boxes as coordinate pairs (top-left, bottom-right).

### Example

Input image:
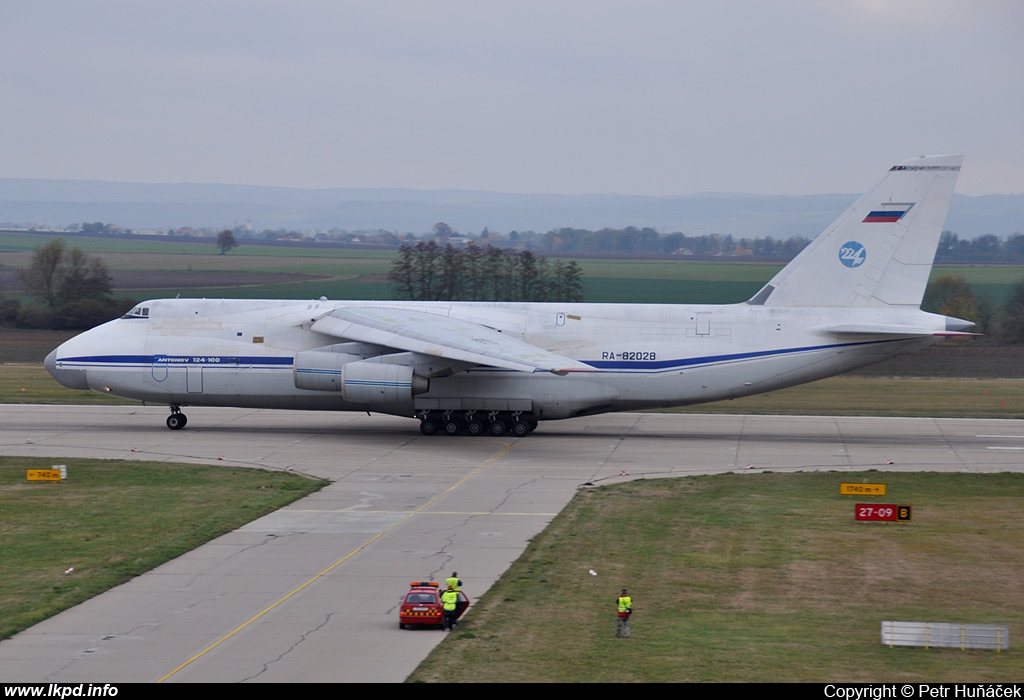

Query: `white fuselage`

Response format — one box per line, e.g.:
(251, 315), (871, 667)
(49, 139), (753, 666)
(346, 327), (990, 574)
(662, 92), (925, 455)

(48, 297), (945, 422)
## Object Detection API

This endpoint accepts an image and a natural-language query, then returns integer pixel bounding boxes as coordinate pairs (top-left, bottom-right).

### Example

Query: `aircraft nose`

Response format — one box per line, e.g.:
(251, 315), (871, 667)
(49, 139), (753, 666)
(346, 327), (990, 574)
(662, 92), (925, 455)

(44, 348), (57, 376)
(45, 348), (91, 390)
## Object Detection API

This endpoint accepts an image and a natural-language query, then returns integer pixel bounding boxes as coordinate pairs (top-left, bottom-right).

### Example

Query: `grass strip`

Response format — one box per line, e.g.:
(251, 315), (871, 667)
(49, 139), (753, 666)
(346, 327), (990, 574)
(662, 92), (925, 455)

(409, 472), (1024, 683)
(661, 376), (1024, 419)
(0, 457), (326, 640)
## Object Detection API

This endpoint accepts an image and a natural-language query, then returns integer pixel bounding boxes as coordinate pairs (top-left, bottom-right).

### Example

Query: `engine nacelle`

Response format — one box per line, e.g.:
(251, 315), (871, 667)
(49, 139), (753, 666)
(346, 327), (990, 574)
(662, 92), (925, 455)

(293, 349), (363, 392)
(340, 361), (429, 407)
(294, 350), (428, 410)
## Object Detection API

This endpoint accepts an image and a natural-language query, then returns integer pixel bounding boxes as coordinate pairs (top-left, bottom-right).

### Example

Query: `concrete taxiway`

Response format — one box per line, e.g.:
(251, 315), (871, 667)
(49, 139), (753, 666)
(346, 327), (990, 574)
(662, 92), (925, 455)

(1, 405), (1022, 682)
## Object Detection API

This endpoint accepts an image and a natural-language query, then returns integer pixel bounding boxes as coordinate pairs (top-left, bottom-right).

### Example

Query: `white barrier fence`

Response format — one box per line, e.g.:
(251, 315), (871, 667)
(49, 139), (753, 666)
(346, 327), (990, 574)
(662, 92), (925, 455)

(881, 621), (1009, 651)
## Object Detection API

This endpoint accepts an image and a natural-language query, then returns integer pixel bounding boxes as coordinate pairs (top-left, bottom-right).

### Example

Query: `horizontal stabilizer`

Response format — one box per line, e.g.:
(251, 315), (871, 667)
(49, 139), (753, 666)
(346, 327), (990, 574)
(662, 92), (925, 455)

(824, 324), (977, 337)
(311, 306), (589, 374)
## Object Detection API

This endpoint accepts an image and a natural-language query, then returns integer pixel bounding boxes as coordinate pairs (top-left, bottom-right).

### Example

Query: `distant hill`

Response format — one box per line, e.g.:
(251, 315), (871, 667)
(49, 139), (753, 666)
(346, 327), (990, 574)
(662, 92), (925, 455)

(0, 178), (1021, 238)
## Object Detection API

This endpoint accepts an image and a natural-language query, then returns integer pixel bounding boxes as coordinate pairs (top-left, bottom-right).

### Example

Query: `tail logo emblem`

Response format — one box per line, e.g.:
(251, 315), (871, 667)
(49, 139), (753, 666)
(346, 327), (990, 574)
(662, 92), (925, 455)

(839, 241), (867, 268)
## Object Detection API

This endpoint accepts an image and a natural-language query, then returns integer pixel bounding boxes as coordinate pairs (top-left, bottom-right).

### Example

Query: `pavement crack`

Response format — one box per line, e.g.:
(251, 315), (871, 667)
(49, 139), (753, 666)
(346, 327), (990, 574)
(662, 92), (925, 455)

(239, 612), (339, 682)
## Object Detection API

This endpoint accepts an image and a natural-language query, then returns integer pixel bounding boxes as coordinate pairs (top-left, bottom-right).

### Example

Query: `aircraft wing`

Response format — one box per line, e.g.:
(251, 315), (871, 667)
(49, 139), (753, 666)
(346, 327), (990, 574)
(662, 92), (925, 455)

(311, 307), (591, 374)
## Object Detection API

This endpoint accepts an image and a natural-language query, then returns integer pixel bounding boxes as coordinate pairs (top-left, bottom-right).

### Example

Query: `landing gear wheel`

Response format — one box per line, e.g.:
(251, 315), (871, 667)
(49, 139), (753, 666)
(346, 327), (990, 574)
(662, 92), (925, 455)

(420, 419), (440, 436)
(488, 419), (508, 437)
(465, 420), (484, 436)
(443, 419), (462, 436)
(166, 413), (187, 430)
(510, 420), (530, 437)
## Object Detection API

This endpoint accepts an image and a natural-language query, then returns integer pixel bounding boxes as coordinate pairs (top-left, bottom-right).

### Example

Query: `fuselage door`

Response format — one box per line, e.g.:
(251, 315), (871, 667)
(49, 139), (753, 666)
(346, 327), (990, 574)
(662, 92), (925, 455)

(186, 365), (204, 394)
(152, 355), (168, 382)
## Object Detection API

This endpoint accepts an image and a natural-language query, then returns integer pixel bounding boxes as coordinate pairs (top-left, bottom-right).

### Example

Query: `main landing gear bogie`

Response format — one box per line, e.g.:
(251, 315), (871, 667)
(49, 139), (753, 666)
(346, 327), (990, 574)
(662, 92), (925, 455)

(166, 406), (188, 430)
(418, 410), (537, 437)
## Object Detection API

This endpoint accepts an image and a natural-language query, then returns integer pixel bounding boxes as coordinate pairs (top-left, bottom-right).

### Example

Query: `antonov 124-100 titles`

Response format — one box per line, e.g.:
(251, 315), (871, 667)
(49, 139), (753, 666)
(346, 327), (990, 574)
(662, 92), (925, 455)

(47, 155), (971, 437)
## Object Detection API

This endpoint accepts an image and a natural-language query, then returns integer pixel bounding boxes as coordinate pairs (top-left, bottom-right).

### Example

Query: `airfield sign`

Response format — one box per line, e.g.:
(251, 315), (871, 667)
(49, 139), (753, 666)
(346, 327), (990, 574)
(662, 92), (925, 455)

(840, 482), (886, 495)
(855, 504), (912, 522)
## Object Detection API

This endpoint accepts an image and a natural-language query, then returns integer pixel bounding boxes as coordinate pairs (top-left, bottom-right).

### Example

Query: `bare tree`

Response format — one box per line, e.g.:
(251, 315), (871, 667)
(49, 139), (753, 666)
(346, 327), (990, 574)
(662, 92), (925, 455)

(18, 239), (65, 309)
(19, 239), (112, 310)
(387, 244), (417, 300)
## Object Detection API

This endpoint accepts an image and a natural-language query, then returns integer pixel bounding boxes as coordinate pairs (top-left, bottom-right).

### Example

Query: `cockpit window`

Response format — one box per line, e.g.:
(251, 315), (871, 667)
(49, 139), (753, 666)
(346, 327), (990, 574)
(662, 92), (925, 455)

(122, 306), (150, 319)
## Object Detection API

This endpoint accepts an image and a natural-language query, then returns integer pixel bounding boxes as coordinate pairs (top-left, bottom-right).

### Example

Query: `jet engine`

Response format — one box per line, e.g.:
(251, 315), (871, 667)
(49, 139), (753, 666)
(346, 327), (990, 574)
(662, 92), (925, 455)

(293, 347), (428, 409)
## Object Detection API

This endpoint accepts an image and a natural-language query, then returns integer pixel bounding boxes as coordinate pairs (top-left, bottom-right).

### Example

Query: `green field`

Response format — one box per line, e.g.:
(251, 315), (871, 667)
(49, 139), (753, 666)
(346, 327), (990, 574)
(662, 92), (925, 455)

(3, 230), (1023, 304)
(409, 472), (1024, 683)
(578, 259), (1024, 305)
(0, 231), (396, 302)
(0, 457), (326, 641)
(0, 230), (393, 259)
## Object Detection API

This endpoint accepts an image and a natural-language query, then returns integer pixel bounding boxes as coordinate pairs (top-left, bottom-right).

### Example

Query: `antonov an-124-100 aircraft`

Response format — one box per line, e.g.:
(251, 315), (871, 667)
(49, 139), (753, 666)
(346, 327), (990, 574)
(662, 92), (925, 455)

(47, 154), (970, 437)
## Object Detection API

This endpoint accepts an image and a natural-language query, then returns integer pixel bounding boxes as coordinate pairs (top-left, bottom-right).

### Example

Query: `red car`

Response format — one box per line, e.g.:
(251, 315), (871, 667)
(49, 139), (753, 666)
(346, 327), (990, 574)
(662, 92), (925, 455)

(399, 581), (470, 629)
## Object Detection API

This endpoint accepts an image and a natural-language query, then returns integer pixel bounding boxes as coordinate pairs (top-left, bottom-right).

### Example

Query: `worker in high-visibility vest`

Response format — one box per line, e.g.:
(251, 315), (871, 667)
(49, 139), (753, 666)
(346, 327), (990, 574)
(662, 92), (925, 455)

(446, 571), (462, 590)
(615, 589), (633, 638)
(441, 585), (460, 630)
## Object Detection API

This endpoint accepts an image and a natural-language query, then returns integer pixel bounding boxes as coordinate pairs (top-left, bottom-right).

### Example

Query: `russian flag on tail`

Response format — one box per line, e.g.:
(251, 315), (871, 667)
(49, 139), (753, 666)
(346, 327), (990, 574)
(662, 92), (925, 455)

(863, 202), (914, 223)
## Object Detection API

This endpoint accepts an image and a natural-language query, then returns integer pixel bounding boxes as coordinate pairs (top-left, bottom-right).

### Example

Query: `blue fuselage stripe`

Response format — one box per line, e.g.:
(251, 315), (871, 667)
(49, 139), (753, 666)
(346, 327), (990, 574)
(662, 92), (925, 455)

(59, 355), (294, 366)
(57, 339), (897, 375)
(580, 338), (894, 371)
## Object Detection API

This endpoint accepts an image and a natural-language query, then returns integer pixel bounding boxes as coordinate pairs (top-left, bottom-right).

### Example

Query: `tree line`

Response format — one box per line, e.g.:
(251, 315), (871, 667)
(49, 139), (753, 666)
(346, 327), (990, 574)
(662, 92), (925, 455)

(922, 274), (1024, 342)
(935, 231), (1024, 263)
(509, 226), (811, 259)
(491, 227), (1024, 263)
(32, 219), (1024, 264)
(388, 241), (584, 302)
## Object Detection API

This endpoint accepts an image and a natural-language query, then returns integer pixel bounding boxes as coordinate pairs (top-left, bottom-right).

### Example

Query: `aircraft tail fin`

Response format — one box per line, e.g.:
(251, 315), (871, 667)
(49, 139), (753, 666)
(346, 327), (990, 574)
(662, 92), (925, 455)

(747, 154), (963, 308)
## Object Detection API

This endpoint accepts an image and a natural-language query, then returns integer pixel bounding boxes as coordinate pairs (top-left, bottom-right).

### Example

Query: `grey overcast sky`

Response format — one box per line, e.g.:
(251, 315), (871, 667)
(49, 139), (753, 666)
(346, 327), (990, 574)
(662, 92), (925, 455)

(3, 0), (1022, 196)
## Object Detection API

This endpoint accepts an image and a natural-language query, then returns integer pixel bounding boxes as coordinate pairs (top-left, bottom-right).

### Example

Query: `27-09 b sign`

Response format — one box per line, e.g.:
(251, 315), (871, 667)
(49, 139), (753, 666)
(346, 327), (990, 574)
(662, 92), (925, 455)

(855, 504), (912, 522)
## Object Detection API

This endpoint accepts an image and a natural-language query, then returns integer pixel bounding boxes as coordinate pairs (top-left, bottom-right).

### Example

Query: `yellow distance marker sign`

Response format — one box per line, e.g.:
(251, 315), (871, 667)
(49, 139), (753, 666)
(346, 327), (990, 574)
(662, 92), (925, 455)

(27, 469), (62, 481)
(840, 482), (886, 496)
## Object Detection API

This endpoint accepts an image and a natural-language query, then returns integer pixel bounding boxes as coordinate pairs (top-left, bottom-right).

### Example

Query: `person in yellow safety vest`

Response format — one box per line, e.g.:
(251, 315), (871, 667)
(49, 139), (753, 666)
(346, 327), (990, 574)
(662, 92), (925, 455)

(615, 588), (632, 638)
(441, 585), (460, 631)
(446, 572), (462, 590)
